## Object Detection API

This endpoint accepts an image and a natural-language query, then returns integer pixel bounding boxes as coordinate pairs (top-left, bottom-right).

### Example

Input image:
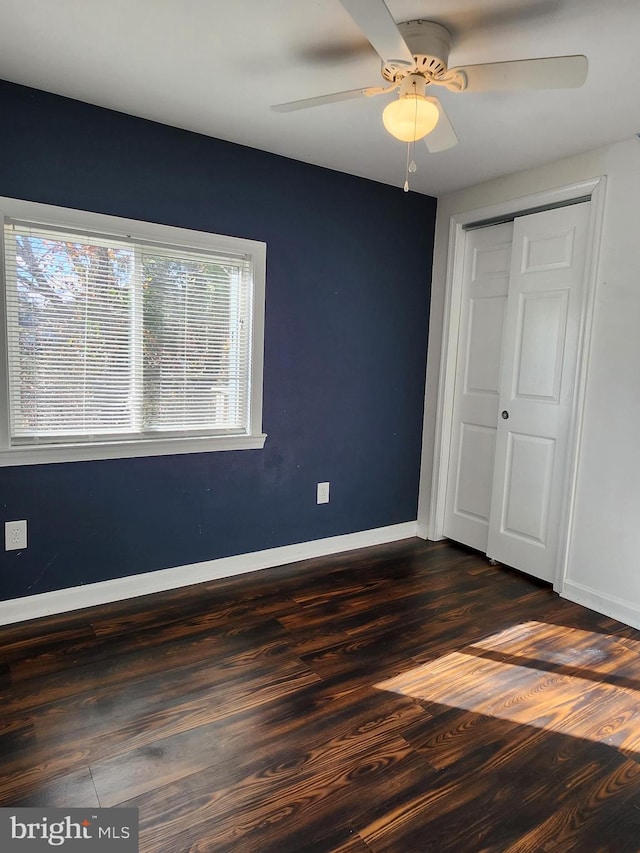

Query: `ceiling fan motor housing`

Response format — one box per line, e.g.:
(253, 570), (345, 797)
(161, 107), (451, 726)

(398, 74), (428, 98)
(382, 20), (452, 82)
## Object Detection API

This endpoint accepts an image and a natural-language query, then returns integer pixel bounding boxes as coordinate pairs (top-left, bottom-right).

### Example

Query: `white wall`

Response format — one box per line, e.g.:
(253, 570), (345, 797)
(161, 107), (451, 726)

(419, 135), (640, 629)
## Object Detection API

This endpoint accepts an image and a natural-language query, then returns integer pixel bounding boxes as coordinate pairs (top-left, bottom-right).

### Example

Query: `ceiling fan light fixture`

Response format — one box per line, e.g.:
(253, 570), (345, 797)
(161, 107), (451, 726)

(382, 94), (439, 142)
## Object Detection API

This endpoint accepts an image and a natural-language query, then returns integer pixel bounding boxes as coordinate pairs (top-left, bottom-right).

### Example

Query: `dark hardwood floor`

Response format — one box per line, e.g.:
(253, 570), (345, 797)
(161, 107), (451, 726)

(2, 538), (640, 852)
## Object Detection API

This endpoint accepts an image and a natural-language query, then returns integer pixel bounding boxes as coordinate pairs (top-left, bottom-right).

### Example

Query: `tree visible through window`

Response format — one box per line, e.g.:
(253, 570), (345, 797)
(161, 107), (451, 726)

(13, 232), (133, 437)
(3, 218), (257, 450)
(141, 250), (242, 432)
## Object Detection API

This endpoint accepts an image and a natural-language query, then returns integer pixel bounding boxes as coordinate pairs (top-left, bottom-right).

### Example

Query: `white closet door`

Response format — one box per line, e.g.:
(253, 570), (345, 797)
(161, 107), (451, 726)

(443, 222), (513, 551)
(487, 202), (590, 582)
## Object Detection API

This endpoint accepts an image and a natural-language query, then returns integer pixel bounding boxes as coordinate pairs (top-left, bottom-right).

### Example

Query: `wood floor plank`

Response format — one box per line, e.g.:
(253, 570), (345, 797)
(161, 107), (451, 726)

(91, 686), (424, 807)
(0, 650), (320, 803)
(2, 538), (640, 851)
(8, 768), (101, 809)
(126, 736), (419, 853)
(0, 715), (36, 758)
(0, 624), (97, 664)
(3, 615), (300, 711)
(358, 728), (639, 852)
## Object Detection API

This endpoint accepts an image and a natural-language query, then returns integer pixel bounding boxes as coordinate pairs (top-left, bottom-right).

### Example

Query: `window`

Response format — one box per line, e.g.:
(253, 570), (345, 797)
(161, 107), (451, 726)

(0, 198), (266, 465)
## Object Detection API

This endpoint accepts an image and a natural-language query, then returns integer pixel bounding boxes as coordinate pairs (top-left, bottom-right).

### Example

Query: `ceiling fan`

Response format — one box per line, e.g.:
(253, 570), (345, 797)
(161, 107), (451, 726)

(272, 0), (588, 155)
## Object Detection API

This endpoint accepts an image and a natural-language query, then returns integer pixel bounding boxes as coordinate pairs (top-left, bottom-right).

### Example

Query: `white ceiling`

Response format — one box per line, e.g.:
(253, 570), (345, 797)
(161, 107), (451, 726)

(0, 0), (638, 197)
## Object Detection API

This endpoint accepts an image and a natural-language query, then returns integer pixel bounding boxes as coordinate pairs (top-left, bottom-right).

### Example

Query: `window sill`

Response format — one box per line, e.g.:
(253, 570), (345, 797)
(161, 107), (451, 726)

(0, 433), (267, 467)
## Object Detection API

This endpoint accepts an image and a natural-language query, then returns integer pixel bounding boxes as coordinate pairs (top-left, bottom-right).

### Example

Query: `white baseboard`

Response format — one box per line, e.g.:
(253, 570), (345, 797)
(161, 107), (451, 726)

(561, 579), (640, 631)
(0, 521), (417, 626)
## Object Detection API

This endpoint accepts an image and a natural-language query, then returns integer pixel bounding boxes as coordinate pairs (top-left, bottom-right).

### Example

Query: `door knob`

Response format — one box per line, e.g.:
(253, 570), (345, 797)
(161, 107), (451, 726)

(501, 410), (509, 420)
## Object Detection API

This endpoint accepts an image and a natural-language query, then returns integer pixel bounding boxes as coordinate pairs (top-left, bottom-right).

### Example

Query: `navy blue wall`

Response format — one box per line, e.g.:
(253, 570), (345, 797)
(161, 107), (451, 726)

(0, 81), (436, 602)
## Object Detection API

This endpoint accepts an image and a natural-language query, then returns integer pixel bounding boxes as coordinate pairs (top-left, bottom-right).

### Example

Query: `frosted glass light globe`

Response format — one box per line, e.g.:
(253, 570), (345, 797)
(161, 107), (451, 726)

(382, 95), (439, 142)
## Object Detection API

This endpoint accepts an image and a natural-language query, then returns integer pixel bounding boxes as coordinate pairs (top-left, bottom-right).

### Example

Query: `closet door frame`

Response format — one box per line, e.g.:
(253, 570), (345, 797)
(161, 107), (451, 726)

(426, 176), (606, 592)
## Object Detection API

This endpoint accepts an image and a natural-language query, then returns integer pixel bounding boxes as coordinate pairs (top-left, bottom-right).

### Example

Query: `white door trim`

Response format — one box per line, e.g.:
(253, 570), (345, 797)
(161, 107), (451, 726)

(424, 176), (607, 591)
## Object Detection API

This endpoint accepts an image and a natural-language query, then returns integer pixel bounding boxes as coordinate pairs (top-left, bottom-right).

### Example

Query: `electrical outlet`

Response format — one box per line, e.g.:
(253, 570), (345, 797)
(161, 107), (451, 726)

(317, 482), (330, 504)
(5, 520), (27, 551)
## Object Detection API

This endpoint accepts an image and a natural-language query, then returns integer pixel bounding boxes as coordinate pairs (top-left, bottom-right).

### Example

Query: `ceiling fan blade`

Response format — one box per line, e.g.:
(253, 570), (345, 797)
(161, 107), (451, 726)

(339, 0), (414, 66)
(452, 55), (588, 93)
(271, 88), (366, 112)
(424, 98), (459, 153)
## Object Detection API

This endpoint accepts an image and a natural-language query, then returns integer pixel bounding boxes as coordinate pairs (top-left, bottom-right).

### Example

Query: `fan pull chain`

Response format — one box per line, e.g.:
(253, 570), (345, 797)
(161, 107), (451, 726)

(404, 140), (418, 192)
(404, 141), (411, 192)
(404, 85), (420, 192)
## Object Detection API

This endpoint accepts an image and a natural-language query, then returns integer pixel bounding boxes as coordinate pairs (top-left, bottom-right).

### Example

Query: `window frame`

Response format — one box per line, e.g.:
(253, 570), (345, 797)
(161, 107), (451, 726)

(0, 197), (267, 466)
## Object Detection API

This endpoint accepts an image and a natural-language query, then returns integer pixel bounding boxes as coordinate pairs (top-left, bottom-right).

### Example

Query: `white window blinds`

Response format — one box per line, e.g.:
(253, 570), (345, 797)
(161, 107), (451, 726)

(3, 220), (254, 445)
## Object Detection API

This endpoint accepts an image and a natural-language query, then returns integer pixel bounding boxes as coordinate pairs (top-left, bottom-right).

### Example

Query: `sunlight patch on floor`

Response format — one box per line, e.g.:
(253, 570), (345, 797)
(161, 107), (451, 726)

(376, 621), (640, 751)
